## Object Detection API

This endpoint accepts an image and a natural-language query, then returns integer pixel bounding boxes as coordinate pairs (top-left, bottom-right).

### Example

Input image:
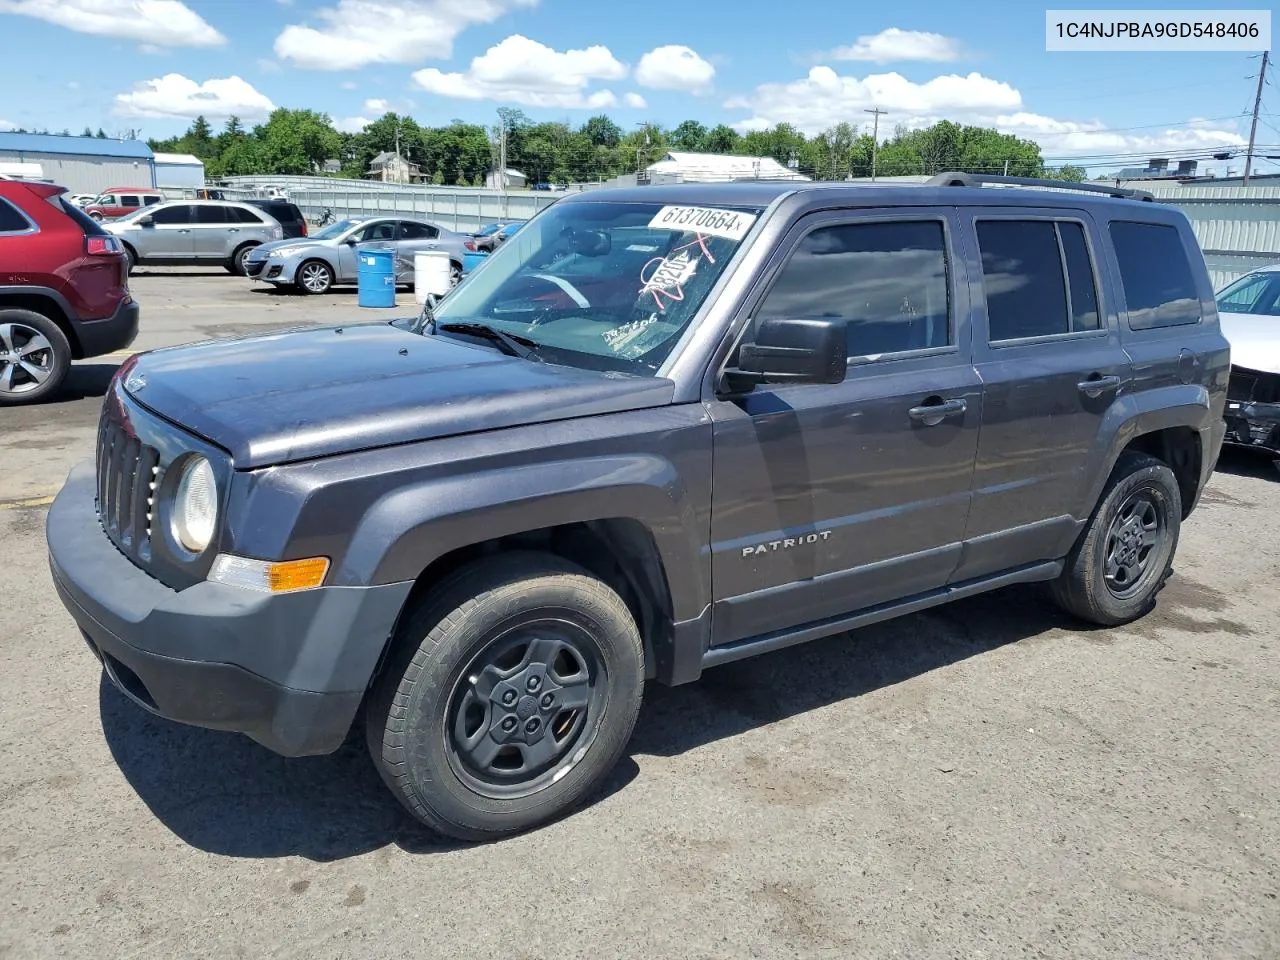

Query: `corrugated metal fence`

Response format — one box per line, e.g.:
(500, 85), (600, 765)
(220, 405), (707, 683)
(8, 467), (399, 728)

(215, 174), (1280, 288)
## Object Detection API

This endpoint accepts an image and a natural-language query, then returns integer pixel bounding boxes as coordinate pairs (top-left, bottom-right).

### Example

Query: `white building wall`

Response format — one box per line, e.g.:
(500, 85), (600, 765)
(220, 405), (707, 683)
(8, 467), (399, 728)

(154, 161), (205, 191)
(0, 150), (154, 194)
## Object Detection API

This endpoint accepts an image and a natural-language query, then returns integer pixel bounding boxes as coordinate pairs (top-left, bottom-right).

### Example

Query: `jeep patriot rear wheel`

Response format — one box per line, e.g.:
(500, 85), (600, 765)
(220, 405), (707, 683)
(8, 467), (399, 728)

(1051, 451), (1181, 626)
(365, 552), (644, 841)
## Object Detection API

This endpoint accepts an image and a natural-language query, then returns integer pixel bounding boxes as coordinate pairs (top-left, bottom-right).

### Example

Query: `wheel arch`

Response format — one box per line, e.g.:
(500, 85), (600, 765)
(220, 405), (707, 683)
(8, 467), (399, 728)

(0, 287), (83, 358)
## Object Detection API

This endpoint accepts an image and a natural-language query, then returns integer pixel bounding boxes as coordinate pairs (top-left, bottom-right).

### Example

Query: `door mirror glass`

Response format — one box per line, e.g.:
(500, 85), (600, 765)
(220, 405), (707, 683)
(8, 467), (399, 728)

(724, 317), (847, 390)
(137, 215), (154, 226)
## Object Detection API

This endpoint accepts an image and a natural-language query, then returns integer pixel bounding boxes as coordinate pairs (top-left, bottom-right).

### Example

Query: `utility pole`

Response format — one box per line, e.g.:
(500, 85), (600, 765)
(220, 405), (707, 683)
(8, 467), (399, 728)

(498, 116), (508, 218)
(1003, 159), (1011, 176)
(1243, 50), (1269, 186)
(864, 108), (886, 181)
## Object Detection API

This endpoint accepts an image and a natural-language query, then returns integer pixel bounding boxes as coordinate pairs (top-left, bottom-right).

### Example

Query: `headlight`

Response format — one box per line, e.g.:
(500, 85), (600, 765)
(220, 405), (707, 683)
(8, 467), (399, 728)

(171, 456), (218, 553)
(268, 248), (286, 259)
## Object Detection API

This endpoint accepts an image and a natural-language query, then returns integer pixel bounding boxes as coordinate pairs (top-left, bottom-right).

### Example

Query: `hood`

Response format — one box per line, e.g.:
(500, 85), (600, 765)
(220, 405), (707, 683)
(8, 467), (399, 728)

(123, 322), (675, 468)
(1219, 311), (1280, 375)
(249, 237), (323, 258)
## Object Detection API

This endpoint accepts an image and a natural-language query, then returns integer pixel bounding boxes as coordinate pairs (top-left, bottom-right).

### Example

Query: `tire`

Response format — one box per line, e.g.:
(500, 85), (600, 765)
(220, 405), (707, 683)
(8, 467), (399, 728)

(365, 552), (645, 842)
(228, 243), (258, 277)
(1050, 451), (1182, 626)
(0, 308), (72, 405)
(123, 244), (138, 274)
(296, 258), (333, 295)
(89, 212), (103, 222)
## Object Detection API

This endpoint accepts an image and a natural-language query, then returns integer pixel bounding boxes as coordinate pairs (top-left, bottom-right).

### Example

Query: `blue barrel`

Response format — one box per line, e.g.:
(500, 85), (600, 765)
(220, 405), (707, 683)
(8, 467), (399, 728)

(357, 247), (396, 308)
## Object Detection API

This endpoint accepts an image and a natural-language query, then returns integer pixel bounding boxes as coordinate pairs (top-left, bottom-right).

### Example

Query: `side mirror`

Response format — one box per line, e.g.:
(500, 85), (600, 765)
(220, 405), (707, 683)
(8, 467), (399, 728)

(344, 236), (359, 245)
(722, 317), (847, 392)
(138, 215), (154, 226)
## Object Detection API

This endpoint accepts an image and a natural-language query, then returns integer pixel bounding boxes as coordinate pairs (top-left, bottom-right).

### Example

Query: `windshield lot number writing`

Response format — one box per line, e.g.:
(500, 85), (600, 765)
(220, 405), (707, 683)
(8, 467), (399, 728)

(648, 206), (758, 241)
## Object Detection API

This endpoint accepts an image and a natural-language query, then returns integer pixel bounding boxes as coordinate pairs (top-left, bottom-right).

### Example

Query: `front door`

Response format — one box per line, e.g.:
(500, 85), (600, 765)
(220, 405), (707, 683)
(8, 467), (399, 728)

(707, 210), (982, 646)
(139, 203), (194, 259)
(953, 208), (1133, 582)
(338, 219), (398, 280)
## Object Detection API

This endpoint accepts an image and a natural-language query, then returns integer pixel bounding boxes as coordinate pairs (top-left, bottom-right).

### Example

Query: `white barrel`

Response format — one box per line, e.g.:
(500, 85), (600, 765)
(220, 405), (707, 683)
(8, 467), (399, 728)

(414, 250), (453, 302)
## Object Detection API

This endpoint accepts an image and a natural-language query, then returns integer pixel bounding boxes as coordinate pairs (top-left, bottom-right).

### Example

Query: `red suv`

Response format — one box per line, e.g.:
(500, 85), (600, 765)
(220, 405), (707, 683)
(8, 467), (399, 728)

(0, 180), (139, 404)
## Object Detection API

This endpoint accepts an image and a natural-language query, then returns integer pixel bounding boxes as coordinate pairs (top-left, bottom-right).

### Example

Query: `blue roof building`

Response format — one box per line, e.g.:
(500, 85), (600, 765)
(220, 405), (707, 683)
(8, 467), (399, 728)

(0, 132), (156, 193)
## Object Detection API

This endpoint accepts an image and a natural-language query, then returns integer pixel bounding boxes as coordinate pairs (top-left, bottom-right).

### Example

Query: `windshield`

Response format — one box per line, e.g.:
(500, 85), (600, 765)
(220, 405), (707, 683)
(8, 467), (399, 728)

(111, 205), (154, 223)
(430, 200), (763, 375)
(1216, 271), (1280, 317)
(308, 218), (360, 240)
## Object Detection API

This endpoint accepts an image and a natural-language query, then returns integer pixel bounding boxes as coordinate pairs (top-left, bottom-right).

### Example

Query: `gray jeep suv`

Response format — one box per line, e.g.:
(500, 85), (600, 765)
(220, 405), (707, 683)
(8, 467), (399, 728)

(47, 174), (1229, 841)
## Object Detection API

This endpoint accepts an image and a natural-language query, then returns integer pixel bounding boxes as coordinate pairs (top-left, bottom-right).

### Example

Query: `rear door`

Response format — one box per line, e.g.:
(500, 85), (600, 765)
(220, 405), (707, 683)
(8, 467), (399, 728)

(142, 203), (195, 258)
(189, 204), (230, 259)
(707, 209), (983, 644)
(954, 207), (1131, 582)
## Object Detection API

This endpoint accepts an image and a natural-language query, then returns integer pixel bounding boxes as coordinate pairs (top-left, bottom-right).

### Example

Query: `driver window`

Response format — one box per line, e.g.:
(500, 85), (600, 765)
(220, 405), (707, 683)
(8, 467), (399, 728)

(1217, 274), (1272, 313)
(361, 221), (397, 242)
(755, 219), (952, 359)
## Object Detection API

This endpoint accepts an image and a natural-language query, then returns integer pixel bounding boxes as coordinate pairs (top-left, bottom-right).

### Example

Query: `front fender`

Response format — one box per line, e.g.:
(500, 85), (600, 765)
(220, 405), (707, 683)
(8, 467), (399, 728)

(335, 454), (709, 621)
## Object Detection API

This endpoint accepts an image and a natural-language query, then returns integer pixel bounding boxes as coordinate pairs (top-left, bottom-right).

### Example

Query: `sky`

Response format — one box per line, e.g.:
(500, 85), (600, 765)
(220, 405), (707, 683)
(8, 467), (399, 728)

(0, 0), (1276, 177)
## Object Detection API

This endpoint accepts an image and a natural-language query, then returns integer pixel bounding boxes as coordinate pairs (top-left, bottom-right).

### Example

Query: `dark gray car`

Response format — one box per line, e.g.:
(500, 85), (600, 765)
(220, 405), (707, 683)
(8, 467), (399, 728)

(47, 174), (1229, 841)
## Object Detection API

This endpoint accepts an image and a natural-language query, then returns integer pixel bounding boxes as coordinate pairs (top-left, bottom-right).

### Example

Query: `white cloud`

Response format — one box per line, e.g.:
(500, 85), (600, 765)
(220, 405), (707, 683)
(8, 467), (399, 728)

(335, 115), (371, 132)
(0, 0), (224, 47)
(992, 111), (1247, 160)
(0, 119), (16, 132)
(364, 98), (389, 113)
(635, 45), (714, 93)
(726, 66), (1021, 135)
(341, 81), (358, 90)
(624, 92), (647, 109)
(257, 58), (281, 72)
(113, 74), (276, 120)
(412, 34), (625, 109)
(824, 28), (963, 64)
(274, 0), (538, 70)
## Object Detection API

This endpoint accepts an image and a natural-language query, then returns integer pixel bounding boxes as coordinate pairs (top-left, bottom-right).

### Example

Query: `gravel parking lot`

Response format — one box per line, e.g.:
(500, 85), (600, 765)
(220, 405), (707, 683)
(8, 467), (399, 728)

(2, 270), (1278, 959)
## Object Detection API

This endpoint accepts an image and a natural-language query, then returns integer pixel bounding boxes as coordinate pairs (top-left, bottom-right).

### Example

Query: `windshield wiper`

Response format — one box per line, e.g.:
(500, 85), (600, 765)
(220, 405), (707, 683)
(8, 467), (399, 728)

(436, 321), (543, 362)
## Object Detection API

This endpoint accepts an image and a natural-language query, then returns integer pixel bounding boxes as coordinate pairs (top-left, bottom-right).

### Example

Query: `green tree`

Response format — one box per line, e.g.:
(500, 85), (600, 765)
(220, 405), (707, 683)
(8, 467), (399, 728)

(80, 126), (93, 138)
(1053, 164), (1087, 182)
(95, 128), (107, 138)
(669, 120), (707, 151)
(580, 114), (621, 148)
(254, 108), (341, 175)
(701, 124), (740, 153)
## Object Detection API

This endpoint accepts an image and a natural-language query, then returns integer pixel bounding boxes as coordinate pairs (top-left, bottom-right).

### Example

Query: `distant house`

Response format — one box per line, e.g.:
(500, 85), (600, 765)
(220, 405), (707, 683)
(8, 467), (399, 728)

(321, 158), (341, 174)
(485, 167), (527, 189)
(367, 151), (420, 183)
(643, 151), (810, 184)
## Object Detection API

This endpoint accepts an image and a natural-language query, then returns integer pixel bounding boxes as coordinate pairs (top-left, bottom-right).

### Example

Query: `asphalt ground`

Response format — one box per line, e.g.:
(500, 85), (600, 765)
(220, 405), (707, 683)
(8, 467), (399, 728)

(1, 269), (1278, 959)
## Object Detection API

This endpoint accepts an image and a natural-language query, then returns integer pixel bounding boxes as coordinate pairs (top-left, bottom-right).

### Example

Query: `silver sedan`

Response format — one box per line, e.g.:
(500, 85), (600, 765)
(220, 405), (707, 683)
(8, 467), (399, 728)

(244, 216), (472, 295)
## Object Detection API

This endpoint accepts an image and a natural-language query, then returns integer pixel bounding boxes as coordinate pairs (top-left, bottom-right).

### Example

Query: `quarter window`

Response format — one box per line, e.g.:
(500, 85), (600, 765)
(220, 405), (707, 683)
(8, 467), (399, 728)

(756, 220), (951, 358)
(0, 198), (31, 233)
(1109, 221), (1201, 329)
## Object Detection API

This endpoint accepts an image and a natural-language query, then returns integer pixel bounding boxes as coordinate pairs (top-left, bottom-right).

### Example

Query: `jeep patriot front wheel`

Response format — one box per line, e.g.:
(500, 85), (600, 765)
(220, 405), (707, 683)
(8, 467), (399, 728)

(365, 553), (644, 841)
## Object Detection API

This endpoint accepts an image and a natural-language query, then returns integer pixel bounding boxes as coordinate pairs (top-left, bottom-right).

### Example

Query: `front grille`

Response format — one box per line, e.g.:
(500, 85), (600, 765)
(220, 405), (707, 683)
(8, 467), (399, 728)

(1229, 366), (1280, 405)
(244, 260), (265, 277)
(96, 410), (161, 562)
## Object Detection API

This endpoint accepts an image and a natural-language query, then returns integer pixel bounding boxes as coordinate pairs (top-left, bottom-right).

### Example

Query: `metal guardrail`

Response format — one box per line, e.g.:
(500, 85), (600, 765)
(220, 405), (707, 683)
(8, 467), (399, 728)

(284, 187), (560, 234)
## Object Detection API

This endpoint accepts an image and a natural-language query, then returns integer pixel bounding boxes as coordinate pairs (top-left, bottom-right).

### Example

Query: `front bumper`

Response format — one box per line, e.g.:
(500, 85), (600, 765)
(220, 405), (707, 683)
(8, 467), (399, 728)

(46, 461), (412, 757)
(1224, 400), (1280, 454)
(74, 296), (139, 359)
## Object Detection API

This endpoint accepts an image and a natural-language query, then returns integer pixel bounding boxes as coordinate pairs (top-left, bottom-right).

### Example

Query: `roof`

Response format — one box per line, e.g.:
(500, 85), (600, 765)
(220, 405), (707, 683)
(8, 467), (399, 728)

(0, 132), (154, 160)
(561, 179), (1165, 213)
(153, 152), (202, 166)
(647, 151), (810, 182)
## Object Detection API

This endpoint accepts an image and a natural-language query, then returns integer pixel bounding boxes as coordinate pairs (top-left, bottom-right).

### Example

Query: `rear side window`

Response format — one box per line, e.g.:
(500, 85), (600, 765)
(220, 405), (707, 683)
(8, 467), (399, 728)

(756, 219), (952, 358)
(121, 196), (141, 208)
(399, 221), (439, 240)
(144, 195), (162, 206)
(193, 205), (228, 224)
(0, 198), (32, 233)
(229, 206), (266, 224)
(977, 219), (1101, 341)
(1109, 221), (1201, 329)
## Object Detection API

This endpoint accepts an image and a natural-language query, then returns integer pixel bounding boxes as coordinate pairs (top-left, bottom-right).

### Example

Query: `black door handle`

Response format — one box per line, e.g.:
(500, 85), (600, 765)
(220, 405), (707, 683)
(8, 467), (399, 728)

(909, 398), (967, 424)
(1078, 374), (1121, 398)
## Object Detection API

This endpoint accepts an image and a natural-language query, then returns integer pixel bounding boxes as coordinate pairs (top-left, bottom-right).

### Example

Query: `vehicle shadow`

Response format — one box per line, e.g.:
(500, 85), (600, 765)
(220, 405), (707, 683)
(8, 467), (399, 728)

(98, 676), (640, 861)
(631, 584), (1082, 758)
(100, 582), (1078, 861)
(48, 362), (120, 403)
(1212, 446), (1278, 480)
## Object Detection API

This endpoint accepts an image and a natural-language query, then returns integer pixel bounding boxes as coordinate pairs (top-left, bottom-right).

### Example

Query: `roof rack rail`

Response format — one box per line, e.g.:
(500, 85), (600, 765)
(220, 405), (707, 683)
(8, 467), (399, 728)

(925, 171), (1155, 202)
